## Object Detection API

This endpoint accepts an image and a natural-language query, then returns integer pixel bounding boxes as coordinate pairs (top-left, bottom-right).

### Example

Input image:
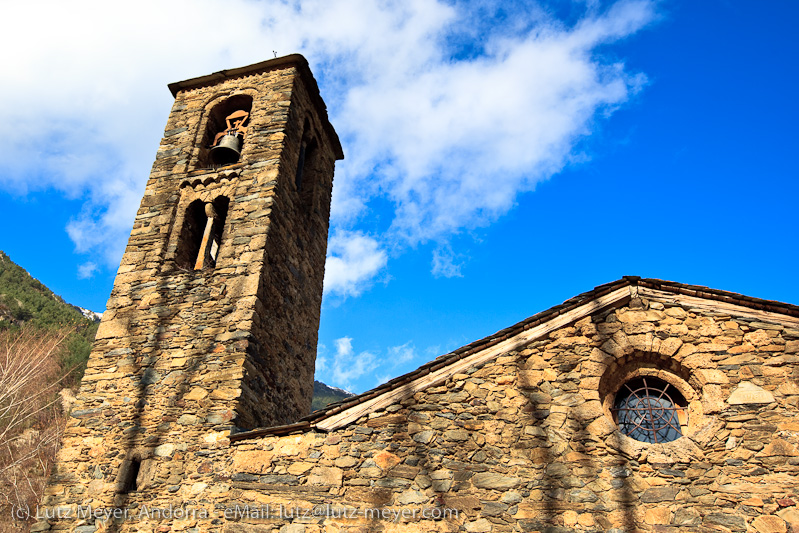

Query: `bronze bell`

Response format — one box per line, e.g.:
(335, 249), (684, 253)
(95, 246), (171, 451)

(210, 133), (242, 166)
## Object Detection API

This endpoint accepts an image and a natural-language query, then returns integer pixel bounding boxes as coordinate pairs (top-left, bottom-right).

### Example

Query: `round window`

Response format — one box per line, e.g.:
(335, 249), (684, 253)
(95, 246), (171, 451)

(613, 376), (687, 444)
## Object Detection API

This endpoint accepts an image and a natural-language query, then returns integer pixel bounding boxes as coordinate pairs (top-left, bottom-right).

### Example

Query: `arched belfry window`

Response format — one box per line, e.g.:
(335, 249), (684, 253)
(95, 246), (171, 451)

(176, 200), (206, 268)
(198, 95), (253, 168)
(176, 196), (229, 271)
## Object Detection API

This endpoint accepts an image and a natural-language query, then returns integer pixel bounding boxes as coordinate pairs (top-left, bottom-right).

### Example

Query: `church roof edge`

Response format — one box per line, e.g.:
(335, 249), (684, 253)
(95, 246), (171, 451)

(230, 278), (799, 442)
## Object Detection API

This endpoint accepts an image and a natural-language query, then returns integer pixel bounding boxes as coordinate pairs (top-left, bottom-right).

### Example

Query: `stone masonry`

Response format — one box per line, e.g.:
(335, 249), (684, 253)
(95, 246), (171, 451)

(216, 289), (799, 533)
(40, 275), (799, 533)
(39, 54), (343, 525)
(37, 57), (799, 533)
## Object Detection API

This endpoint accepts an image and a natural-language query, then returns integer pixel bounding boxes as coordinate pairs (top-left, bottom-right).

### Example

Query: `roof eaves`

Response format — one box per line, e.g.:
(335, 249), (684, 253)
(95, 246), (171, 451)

(232, 277), (634, 440)
(231, 276), (799, 441)
(639, 278), (799, 319)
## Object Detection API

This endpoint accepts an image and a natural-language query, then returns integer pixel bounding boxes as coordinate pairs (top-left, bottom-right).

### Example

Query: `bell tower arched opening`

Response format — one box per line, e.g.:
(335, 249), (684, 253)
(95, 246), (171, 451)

(197, 94), (253, 169)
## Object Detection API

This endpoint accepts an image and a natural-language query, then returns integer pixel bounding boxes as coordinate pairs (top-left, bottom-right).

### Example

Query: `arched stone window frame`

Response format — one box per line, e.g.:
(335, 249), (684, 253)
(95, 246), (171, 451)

(598, 351), (714, 452)
(167, 183), (236, 272)
(191, 90), (257, 171)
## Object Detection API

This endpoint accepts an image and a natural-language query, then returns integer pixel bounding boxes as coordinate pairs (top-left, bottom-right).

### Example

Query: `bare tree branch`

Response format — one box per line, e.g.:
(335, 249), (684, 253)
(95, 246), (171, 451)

(0, 328), (71, 532)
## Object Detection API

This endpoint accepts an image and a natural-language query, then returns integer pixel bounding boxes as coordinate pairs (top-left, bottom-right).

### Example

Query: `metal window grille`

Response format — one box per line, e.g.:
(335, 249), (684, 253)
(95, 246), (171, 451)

(612, 376), (686, 444)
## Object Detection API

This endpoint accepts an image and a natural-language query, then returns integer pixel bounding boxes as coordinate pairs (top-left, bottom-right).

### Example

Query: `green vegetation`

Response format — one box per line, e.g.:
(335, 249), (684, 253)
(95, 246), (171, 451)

(0, 251), (98, 385)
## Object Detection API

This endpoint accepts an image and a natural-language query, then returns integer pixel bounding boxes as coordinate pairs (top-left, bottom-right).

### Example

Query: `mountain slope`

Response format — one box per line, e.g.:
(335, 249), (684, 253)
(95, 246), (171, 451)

(0, 251), (98, 328)
(311, 380), (354, 412)
(0, 251), (99, 384)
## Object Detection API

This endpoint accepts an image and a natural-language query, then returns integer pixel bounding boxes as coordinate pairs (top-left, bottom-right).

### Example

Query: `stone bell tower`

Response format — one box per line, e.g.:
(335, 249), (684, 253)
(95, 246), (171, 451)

(43, 55), (342, 508)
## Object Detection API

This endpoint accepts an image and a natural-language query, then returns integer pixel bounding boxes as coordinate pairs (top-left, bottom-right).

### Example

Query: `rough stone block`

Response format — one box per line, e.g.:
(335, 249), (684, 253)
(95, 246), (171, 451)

(233, 450), (273, 474)
(728, 381), (776, 404)
(752, 515), (788, 533)
(472, 472), (521, 490)
(307, 466), (343, 486)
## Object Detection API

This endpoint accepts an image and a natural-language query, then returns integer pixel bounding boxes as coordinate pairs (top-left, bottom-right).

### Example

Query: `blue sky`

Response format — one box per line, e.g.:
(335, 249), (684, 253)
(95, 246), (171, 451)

(1, 1), (797, 393)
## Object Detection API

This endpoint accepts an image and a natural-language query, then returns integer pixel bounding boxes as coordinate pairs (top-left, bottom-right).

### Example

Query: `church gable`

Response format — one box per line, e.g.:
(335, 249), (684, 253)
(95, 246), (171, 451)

(224, 278), (799, 532)
(239, 276), (799, 437)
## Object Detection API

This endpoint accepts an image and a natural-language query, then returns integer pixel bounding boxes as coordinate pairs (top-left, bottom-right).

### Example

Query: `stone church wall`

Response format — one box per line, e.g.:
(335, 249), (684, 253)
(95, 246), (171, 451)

(47, 296), (798, 532)
(225, 298), (799, 533)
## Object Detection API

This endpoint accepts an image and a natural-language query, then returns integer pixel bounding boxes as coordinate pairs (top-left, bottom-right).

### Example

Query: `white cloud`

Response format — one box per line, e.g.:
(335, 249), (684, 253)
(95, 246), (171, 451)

(335, 2), (652, 247)
(387, 342), (418, 366)
(316, 338), (426, 392)
(431, 244), (465, 278)
(424, 345), (443, 360)
(323, 231), (388, 297)
(327, 337), (378, 392)
(77, 262), (98, 280)
(0, 0), (655, 288)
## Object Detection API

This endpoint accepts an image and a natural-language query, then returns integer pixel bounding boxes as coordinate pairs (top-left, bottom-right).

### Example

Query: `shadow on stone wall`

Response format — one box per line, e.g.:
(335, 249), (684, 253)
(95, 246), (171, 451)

(510, 309), (643, 533)
(105, 278), (208, 531)
(517, 362), (640, 532)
